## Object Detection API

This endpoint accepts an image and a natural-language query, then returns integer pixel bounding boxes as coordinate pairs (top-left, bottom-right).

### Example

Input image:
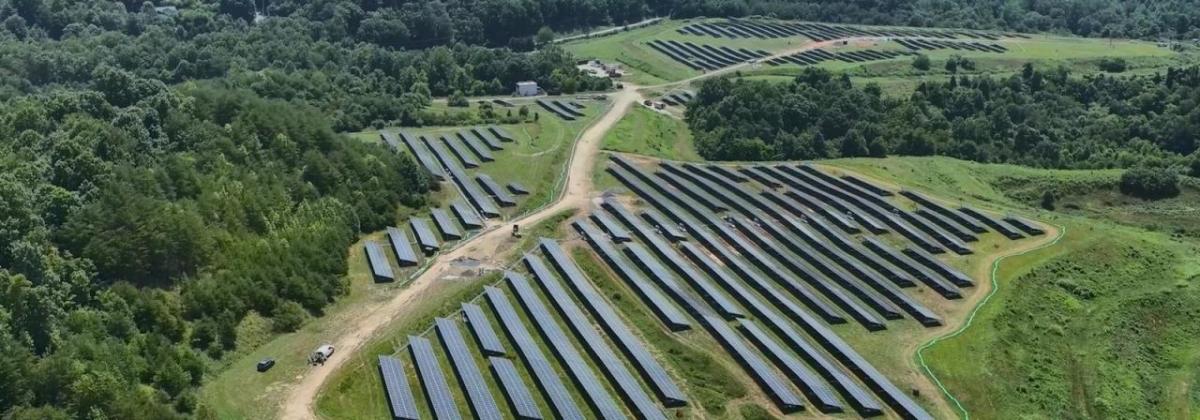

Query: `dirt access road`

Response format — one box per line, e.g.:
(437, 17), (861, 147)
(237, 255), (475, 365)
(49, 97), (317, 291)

(279, 85), (642, 420)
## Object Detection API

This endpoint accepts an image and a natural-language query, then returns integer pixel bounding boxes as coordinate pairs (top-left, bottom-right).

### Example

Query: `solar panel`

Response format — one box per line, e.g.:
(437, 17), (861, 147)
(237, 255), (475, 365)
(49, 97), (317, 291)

(443, 135), (481, 168)
(365, 241), (395, 282)
(505, 272), (628, 420)
(408, 335), (462, 420)
(488, 126), (515, 142)
(457, 131), (495, 161)
(434, 318), (503, 420)
(537, 239), (687, 407)
(640, 208), (687, 242)
(472, 127), (505, 149)
(590, 211), (632, 243)
(677, 241), (881, 415)
(476, 174), (517, 207)
(461, 303), (505, 356)
(450, 199), (484, 229)
(430, 208), (463, 240)
(738, 321), (842, 412)
(507, 182), (530, 195)
(573, 219), (692, 332)
(386, 226), (420, 267)
(409, 218), (440, 252)
(484, 286), (585, 419)
(522, 256), (668, 420)
(902, 247), (974, 287)
(489, 357), (543, 420)
(1003, 216), (1045, 235)
(424, 136), (500, 218)
(702, 315), (805, 412)
(899, 191), (986, 233)
(862, 237), (961, 299)
(914, 209), (979, 242)
(625, 220), (744, 320)
(378, 356), (420, 420)
(960, 206), (1023, 239)
(397, 131), (446, 180)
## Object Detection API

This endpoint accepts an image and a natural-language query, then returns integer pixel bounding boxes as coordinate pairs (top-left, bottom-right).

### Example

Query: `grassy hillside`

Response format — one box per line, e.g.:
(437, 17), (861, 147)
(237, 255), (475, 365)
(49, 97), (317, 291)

(600, 105), (702, 162)
(828, 157), (1200, 419)
(563, 18), (1188, 91)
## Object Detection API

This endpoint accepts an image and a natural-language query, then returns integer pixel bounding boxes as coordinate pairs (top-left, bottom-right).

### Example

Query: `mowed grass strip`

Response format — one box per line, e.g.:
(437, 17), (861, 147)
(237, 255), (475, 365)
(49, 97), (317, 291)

(600, 106), (702, 162)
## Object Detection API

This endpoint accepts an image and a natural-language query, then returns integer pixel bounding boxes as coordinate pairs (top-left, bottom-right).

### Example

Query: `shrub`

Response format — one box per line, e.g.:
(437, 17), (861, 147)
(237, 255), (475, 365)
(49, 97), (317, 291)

(1098, 57), (1127, 73)
(1119, 167), (1179, 199)
(912, 54), (931, 71)
(448, 90), (469, 107)
(1189, 157), (1200, 178)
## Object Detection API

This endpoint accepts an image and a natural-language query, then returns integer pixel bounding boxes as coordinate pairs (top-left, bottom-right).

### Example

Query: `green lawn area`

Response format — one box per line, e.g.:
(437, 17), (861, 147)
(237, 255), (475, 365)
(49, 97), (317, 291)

(829, 156), (1200, 419)
(562, 18), (811, 86)
(565, 17), (1188, 90)
(600, 105), (702, 162)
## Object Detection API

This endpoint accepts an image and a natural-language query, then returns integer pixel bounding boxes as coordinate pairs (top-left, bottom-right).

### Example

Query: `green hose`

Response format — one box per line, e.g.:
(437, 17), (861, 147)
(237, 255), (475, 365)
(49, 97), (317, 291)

(915, 223), (1066, 419)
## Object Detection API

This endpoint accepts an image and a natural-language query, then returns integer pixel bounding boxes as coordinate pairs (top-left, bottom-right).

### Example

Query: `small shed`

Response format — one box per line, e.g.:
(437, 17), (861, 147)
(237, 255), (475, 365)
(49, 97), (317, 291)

(516, 81), (539, 97)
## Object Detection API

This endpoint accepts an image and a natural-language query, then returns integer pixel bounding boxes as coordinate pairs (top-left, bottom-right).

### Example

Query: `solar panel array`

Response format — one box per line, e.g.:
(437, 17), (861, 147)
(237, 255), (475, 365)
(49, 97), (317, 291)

(536, 99), (584, 120)
(679, 18), (1015, 42)
(645, 39), (770, 71)
(367, 154), (1045, 420)
(765, 47), (916, 67)
(595, 155), (1046, 419)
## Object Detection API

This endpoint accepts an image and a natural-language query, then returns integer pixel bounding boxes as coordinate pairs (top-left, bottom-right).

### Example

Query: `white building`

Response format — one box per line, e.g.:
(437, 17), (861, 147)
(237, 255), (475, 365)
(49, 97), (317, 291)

(516, 81), (539, 97)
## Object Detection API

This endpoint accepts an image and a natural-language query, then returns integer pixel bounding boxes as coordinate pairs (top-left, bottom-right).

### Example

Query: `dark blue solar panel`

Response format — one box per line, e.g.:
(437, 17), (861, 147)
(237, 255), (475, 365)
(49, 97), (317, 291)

(386, 226), (420, 267)
(461, 303), (505, 356)
(408, 335), (462, 420)
(365, 241), (395, 282)
(522, 256), (667, 419)
(378, 356), (420, 420)
(505, 272), (627, 420)
(489, 357), (543, 420)
(484, 286), (585, 419)
(435, 318), (502, 420)
(537, 238), (687, 407)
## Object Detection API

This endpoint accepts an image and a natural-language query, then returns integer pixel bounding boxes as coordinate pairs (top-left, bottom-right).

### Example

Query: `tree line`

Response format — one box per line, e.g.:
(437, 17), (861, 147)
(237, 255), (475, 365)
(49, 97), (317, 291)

(686, 65), (1200, 173)
(0, 64), (429, 417)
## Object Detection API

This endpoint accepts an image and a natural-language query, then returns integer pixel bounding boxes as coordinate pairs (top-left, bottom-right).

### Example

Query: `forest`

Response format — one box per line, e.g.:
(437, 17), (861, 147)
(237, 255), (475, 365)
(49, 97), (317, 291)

(686, 65), (1200, 174)
(1, 0), (1199, 419)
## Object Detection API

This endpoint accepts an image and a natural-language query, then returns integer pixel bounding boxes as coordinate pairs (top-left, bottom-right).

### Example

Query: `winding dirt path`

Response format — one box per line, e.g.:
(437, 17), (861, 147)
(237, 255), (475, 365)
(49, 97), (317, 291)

(280, 85), (642, 420)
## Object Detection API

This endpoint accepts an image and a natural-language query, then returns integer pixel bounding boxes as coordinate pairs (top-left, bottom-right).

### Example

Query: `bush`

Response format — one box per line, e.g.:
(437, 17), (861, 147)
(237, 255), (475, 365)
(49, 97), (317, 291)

(448, 90), (469, 107)
(1098, 57), (1127, 73)
(912, 54), (931, 71)
(1119, 167), (1180, 199)
(271, 301), (309, 333)
(1189, 157), (1200, 178)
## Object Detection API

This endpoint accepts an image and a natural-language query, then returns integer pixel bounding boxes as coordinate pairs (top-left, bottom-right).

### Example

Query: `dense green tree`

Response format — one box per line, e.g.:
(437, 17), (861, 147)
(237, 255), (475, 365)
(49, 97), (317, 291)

(1120, 167), (1180, 199)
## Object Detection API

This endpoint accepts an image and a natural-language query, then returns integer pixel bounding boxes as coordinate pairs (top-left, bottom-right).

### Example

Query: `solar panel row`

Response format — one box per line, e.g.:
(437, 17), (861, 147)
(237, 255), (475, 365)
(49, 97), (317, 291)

(484, 286), (585, 419)
(488, 357), (543, 420)
(572, 219), (693, 332)
(505, 272), (628, 420)
(365, 241), (395, 283)
(378, 356), (420, 420)
(537, 238), (688, 407)
(522, 256), (667, 420)
(386, 226), (420, 267)
(434, 318), (503, 420)
(461, 302), (506, 357)
(409, 335), (462, 420)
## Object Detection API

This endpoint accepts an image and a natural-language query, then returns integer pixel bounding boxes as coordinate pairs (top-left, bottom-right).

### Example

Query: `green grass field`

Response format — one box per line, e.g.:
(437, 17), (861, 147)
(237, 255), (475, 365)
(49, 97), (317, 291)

(600, 105), (702, 162)
(564, 18), (1187, 91)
